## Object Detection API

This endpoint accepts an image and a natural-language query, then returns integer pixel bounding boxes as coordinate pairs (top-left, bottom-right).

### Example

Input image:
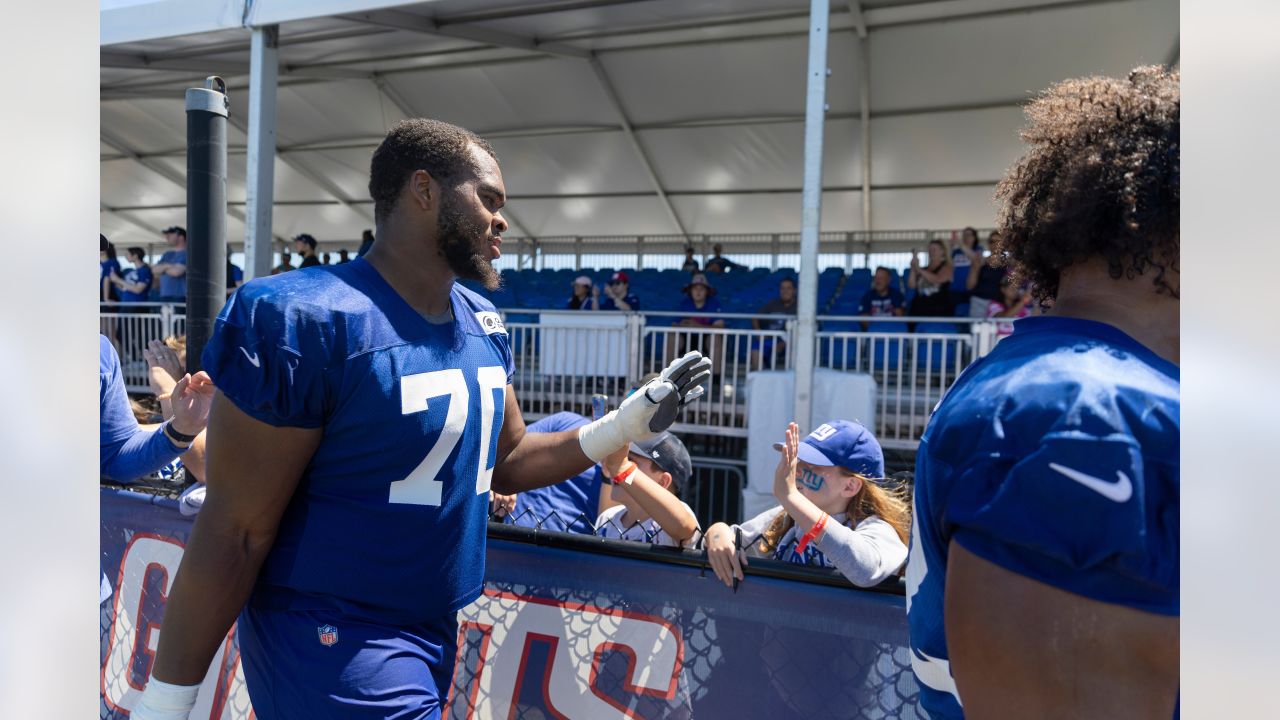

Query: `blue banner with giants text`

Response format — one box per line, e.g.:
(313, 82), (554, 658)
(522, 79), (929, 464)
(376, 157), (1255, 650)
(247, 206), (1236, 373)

(100, 488), (923, 719)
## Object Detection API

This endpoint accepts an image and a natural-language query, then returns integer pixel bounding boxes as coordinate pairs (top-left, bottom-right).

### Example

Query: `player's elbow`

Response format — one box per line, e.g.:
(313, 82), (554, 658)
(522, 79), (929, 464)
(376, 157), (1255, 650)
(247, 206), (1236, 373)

(196, 502), (280, 563)
(490, 468), (518, 495)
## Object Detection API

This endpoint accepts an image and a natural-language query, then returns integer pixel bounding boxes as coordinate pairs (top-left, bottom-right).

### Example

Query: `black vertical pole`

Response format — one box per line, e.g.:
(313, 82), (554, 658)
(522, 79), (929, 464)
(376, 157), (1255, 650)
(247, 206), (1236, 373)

(184, 76), (229, 374)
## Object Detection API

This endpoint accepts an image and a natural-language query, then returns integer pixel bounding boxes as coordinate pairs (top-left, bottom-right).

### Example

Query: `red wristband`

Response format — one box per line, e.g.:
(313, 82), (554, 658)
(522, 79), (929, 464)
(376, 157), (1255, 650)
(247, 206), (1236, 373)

(611, 461), (638, 486)
(795, 512), (829, 554)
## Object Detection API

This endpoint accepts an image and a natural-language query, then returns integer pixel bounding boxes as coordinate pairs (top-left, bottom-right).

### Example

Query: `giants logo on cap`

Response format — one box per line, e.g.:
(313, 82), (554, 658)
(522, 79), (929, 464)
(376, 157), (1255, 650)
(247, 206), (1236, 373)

(809, 424), (838, 441)
(475, 311), (506, 336)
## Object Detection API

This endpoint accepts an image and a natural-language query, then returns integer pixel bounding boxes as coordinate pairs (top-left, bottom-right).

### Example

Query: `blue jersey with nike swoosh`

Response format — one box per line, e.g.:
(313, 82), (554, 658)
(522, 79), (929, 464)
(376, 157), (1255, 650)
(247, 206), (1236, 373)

(203, 258), (514, 623)
(907, 315), (1179, 718)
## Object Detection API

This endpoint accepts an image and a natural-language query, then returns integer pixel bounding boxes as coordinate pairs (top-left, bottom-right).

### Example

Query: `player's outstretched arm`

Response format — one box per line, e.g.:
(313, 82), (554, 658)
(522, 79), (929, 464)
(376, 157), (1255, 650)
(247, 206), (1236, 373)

(490, 387), (594, 495)
(492, 351), (713, 495)
(135, 392), (321, 717)
(945, 541), (1179, 719)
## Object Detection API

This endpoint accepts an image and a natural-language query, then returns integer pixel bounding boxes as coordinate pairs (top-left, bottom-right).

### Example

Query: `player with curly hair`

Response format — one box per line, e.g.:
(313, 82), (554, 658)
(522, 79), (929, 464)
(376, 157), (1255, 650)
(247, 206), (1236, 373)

(907, 66), (1179, 719)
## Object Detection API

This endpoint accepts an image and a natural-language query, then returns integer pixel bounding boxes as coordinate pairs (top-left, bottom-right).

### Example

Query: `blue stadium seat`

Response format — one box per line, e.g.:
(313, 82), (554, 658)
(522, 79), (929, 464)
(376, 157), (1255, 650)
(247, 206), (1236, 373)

(863, 321), (908, 371)
(913, 322), (962, 372)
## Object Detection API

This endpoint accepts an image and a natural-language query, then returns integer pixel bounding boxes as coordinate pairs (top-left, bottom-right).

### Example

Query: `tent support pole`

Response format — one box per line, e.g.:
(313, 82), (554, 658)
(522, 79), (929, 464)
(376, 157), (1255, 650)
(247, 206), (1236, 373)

(795, 0), (830, 432)
(245, 25), (279, 281)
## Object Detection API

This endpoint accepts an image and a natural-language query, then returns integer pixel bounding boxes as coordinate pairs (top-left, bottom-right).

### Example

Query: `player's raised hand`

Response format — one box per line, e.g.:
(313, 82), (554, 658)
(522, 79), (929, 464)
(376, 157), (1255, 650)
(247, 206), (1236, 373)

(576, 351), (713, 462)
(642, 351), (713, 431)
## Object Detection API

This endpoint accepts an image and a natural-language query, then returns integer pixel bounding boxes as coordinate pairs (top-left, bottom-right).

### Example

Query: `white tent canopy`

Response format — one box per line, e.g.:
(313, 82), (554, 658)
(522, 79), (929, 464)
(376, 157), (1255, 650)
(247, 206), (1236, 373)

(100, 0), (1179, 248)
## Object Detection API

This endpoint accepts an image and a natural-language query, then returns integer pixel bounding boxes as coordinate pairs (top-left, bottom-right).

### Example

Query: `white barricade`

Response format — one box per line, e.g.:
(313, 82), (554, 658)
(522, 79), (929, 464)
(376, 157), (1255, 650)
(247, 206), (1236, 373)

(742, 369), (878, 520)
(538, 311), (630, 377)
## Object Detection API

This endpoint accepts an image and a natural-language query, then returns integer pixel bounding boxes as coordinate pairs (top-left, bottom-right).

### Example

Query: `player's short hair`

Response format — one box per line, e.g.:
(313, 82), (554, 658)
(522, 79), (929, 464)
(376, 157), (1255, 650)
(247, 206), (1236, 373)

(993, 65), (1179, 301)
(368, 119), (498, 223)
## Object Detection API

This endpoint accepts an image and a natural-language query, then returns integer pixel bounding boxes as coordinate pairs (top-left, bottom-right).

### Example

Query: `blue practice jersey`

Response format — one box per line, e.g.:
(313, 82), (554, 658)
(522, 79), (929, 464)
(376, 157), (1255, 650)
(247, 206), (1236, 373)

(203, 258), (514, 623)
(907, 316), (1179, 718)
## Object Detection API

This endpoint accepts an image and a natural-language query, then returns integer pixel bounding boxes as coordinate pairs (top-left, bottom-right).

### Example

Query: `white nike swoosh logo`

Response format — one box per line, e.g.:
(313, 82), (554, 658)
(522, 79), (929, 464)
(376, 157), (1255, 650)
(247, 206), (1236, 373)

(238, 346), (260, 367)
(1049, 462), (1133, 503)
(911, 649), (962, 705)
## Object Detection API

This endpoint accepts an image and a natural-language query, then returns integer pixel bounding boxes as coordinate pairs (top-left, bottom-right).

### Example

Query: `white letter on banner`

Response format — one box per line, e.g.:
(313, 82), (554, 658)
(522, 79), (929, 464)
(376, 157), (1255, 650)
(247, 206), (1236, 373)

(101, 534), (252, 719)
(454, 590), (683, 719)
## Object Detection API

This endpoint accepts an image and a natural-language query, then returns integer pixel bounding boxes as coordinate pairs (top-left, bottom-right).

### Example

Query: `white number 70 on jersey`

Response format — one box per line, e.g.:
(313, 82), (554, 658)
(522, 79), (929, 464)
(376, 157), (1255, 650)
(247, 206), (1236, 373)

(389, 366), (507, 506)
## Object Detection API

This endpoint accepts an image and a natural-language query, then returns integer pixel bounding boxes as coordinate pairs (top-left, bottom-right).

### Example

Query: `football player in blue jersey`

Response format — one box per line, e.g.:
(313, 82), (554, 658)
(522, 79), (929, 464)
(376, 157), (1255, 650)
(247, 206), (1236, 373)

(133, 119), (712, 720)
(907, 66), (1179, 719)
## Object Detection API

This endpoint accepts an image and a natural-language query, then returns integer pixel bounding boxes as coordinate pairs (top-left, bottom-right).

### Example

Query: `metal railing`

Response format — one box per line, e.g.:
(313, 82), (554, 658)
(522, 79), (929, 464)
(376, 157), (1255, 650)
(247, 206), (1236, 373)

(816, 316), (997, 448)
(100, 303), (1003, 449)
(99, 303), (186, 390)
(683, 457), (748, 531)
(640, 312), (792, 436)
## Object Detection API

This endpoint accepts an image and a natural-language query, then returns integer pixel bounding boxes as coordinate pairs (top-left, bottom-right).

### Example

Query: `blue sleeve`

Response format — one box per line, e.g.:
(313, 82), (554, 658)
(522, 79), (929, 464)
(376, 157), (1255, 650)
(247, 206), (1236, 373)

(526, 412), (590, 434)
(99, 336), (185, 480)
(856, 291), (871, 315)
(201, 287), (331, 428)
(891, 289), (905, 308)
(629, 295), (641, 311)
(944, 432), (1176, 615)
(138, 266), (152, 287)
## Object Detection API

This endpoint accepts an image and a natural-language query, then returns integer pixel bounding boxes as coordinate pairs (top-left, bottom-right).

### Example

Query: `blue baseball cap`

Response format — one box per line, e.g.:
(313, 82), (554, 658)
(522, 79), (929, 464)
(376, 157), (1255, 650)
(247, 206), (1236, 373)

(773, 420), (885, 478)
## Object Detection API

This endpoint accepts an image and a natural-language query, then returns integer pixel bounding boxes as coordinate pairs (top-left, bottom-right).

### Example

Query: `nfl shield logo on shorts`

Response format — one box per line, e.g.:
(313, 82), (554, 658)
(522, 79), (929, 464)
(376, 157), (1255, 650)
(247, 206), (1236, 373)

(317, 624), (338, 647)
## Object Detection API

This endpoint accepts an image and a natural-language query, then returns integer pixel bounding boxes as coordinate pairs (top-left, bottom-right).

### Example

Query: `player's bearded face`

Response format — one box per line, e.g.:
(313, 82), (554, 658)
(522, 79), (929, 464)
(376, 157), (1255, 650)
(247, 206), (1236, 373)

(437, 191), (502, 291)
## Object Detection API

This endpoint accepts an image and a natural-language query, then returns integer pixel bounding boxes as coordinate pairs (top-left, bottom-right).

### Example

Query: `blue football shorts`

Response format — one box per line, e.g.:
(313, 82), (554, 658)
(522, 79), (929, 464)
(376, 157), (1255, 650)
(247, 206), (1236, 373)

(237, 605), (458, 720)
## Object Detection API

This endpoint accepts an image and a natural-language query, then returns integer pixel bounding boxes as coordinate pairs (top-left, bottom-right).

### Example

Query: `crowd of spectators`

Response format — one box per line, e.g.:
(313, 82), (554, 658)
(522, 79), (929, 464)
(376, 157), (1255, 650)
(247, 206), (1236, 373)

(497, 392), (910, 588)
(99, 231), (961, 594)
(100, 227), (371, 305)
(564, 270), (642, 311)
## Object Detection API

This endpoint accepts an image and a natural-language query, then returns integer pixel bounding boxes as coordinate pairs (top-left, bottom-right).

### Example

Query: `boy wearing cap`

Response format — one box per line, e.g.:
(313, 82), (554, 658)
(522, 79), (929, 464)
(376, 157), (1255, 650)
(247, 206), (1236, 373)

(566, 275), (599, 310)
(705, 420), (910, 588)
(599, 271), (640, 311)
(596, 431), (700, 548)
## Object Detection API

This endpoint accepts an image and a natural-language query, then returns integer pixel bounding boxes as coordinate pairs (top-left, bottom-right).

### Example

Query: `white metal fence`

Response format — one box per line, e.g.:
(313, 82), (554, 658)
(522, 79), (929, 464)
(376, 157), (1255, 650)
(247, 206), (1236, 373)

(100, 303), (1003, 448)
(816, 316), (997, 448)
(99, 303), (186, 390)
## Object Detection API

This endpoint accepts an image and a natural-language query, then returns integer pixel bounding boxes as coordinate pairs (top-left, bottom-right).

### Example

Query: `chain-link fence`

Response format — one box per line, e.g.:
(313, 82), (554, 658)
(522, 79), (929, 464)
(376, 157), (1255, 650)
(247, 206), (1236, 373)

(102, 480), (923, 720)
(451, 524), (923, 719)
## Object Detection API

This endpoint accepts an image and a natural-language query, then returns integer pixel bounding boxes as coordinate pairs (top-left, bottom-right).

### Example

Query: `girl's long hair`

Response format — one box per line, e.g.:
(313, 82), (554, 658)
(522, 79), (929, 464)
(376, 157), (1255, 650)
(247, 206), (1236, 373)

(759, 469), (911, 555)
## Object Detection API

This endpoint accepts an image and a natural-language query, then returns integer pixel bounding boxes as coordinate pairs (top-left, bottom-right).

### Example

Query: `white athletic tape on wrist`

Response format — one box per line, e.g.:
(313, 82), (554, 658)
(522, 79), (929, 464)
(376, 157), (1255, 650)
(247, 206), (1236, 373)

(577, 409), (633, 464)
(132, 678), (200, 720)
